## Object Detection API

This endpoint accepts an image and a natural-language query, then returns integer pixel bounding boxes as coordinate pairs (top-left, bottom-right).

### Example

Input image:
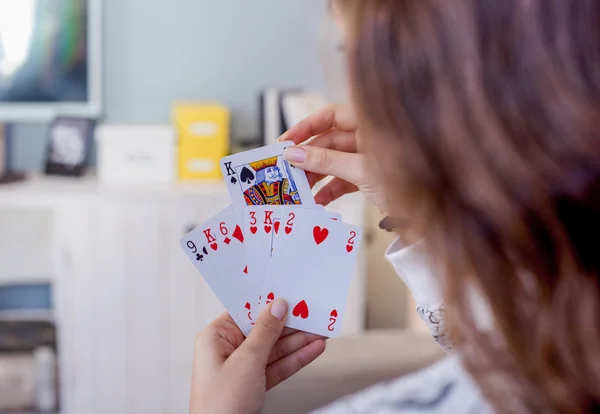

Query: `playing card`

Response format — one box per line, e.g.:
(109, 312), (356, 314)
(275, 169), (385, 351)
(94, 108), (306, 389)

(180, 142), (357, 338)
(180, 208), (251, 328)
(220, 142), (315, 211)
(236, 205), (282, 331)
(243, 206), (283, 284)
(329, 212), (342, 221)
(260, 207), (362, 337)
(269, 208), (341, 256)
(240, 204), (328, 331)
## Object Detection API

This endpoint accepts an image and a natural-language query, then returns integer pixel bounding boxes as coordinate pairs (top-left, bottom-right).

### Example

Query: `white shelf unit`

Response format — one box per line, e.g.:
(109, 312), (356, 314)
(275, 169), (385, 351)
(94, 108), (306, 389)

(0, 174), (367, 414)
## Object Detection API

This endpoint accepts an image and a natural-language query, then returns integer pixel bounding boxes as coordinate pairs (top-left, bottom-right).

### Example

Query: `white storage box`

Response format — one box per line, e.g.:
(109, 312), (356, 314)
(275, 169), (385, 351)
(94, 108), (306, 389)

(96, 125), (176, 184)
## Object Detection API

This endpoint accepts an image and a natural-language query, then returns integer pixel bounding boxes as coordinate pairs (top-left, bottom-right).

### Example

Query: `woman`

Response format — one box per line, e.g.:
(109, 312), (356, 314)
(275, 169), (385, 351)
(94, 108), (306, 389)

(190, 0), (600, 413)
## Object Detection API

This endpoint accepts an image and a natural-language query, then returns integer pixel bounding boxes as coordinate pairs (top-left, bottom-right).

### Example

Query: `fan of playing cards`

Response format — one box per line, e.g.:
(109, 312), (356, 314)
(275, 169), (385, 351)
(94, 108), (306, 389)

(180, 142), (362, 338)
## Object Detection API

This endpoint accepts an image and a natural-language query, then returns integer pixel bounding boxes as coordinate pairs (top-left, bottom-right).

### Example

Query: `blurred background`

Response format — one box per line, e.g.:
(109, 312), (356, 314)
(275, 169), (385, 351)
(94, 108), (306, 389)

(0, 1), (440, 413)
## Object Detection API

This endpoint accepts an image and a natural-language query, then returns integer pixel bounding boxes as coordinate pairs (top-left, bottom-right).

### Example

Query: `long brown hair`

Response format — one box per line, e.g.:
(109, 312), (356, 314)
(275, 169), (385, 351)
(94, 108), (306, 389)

(340, 0), (600, 412)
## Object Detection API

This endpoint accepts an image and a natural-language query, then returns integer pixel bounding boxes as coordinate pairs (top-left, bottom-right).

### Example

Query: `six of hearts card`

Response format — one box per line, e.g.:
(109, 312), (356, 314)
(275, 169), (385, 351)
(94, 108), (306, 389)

(180, 142), (363, 338)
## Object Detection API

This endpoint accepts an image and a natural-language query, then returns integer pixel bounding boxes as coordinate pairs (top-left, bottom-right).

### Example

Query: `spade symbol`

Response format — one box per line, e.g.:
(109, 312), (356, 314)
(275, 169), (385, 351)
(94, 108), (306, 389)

(230, 176), (238, 185)
(202, 247), (208, 255)
(240, 167), (255, 184)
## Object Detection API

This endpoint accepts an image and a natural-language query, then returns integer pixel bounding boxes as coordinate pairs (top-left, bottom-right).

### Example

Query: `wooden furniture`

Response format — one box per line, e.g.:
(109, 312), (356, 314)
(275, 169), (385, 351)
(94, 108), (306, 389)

(0, 175), (367, 414)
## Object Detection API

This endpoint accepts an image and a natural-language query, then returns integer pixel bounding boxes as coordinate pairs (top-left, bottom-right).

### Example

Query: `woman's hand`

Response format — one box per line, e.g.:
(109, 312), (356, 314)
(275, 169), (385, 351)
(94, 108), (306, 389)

(279, 104), (388, 214)
(190, 299), (326, 414)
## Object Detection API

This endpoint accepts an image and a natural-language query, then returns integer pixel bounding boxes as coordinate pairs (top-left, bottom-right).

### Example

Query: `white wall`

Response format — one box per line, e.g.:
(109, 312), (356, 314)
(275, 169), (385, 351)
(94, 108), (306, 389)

(11, 0), (330, 170)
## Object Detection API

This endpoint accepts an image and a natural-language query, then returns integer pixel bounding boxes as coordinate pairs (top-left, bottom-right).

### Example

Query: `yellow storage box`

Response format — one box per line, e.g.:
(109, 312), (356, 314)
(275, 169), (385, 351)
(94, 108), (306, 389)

(173, 103), (230, 181)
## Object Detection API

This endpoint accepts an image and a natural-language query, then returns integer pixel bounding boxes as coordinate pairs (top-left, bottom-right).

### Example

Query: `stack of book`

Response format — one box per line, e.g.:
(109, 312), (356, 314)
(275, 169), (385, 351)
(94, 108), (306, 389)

(260, 89), (329, 146)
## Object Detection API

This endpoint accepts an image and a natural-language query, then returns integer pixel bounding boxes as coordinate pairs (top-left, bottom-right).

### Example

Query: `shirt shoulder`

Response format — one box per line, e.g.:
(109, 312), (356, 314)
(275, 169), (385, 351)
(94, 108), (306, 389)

(311, 355), (491, 414)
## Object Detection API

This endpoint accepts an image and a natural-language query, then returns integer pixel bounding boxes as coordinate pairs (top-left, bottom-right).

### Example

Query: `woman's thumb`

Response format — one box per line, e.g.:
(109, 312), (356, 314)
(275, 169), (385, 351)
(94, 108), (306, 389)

(241, 299), (288, 364)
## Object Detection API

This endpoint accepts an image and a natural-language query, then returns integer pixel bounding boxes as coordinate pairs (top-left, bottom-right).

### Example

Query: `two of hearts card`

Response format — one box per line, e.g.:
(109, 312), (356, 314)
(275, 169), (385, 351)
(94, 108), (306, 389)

(180, 142), (362, 337)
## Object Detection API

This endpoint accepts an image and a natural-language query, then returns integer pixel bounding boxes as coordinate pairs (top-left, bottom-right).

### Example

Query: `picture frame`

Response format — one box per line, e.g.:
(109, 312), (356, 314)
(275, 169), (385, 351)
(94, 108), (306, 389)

(0, 124), (6, 177)
(44, 117), (96, 177)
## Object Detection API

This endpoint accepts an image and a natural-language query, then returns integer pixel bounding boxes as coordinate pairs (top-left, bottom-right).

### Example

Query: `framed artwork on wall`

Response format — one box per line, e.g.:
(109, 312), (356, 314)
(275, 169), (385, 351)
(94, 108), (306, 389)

(44, 117), (95, 177)
(0, 124), (5, 177)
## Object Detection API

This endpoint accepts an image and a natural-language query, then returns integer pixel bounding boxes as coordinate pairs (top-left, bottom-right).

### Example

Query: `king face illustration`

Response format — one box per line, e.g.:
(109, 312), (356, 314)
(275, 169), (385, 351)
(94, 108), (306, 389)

(243, 156), (301, 205)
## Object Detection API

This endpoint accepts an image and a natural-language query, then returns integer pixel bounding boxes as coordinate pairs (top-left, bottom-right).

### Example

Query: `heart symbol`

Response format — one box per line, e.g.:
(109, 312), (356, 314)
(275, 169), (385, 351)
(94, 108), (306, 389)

(267, 292), (275, 301)
(250, 226), (258, 234)
(330, 309), (338, 318)
(274, 222), (281, 234)
(245, 302), (251, 310)
(346, 245), (353, 253)
(232, 225), (244, 243)
(224, 237), (231, 245)
(240, 167), (255, 184)
(285, 226), (292, 234)
(210, 243), (218, 251)
(264, 225), (272, 234)
(313, 227), (329, 245)
(243, 266), (248, 274)
(292, 300), (309, 319)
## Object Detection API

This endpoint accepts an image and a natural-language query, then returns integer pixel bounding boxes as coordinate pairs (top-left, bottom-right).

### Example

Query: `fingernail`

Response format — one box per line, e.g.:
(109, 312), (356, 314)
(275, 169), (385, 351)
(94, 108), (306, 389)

(284, 146), (306, 163)
(270, 298), (288, 320)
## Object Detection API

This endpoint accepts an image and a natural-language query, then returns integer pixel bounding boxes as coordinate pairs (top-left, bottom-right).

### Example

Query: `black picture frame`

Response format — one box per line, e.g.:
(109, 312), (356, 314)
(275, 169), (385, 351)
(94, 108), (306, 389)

(44, 117), (95, 177)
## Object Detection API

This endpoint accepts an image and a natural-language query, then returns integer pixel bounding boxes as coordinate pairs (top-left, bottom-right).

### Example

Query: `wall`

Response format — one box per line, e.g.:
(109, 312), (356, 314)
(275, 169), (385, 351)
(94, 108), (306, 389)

(365, 204), (410, 330)
(10, 0), (329, 171)
(364, 204), (429, 332)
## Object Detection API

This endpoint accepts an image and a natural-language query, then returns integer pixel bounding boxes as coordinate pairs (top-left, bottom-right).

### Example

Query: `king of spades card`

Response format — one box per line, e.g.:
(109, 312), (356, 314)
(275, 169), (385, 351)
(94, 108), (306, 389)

(243, 156), (302, 206)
